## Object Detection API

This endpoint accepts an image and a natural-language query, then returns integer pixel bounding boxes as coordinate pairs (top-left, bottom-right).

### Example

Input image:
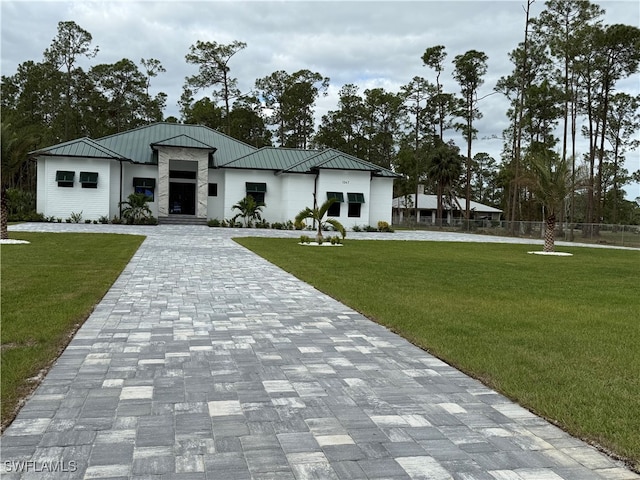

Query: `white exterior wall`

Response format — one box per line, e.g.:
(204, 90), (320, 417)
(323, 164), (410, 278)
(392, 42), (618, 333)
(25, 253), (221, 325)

(279, 174), (315, 222)
(222, 170), (279, 222)
(36, 157), (112, 221)
(120, 163), (159, 218)
(317, 170), (371, 229)
(207, 169), (225, 221)
(368, 177), (394, 225)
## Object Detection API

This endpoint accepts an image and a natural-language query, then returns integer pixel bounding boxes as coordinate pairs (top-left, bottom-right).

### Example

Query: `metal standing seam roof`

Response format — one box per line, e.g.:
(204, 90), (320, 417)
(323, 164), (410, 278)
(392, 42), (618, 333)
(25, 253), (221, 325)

(29, 123), (401, 177)
(219, 147), (320, 170)
(281, 148), (401, 177)
(28, 137), (127, 160)
(151, 134), (217, 151)
(89, 123), (256, 165)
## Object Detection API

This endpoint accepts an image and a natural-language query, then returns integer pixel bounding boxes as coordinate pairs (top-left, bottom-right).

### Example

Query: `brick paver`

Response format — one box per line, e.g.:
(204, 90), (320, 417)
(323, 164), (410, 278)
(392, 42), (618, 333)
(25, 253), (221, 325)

(2, 224), (637, 479)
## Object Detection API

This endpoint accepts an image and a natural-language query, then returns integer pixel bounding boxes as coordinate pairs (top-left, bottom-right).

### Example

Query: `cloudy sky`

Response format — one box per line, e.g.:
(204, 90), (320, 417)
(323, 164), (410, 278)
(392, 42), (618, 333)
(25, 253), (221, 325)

(2, 0), (639, 198)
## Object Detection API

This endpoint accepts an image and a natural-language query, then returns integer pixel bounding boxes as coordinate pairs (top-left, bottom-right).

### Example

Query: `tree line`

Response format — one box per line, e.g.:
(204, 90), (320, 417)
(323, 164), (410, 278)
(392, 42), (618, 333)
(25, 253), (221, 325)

(2, 0), (640, 230)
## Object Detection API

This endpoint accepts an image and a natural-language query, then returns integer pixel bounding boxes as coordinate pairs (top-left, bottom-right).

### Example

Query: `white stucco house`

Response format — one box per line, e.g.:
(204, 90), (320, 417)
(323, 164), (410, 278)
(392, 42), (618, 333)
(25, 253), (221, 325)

(393, 193), (502, 225)
(31, 123), (400, 227)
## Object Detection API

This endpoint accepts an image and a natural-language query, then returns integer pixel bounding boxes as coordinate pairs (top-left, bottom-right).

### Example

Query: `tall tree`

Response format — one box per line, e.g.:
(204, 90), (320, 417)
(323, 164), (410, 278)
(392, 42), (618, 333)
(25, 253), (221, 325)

(426, 139), (464, 227)
(1, 123), (39, 239)
(185, 40), (247, 135)
(90, 58), (152, 133)
(422, 45), (455, 141)
(314, 84), (368, 157)
(255, 69), (329, 148)
(140, 58), (167, 122)
(362, 88), (405, 169)
(43, 21), (99, 140)
(604, 93), (640, 223)
(452, 50), (489, 220)
(532, 0), (604, 236)
(401, 76), (436, 219)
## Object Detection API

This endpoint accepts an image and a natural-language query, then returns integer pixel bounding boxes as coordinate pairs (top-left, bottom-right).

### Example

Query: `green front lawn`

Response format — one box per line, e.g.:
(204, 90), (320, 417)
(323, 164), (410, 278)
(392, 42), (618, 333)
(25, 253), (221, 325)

(235, 238), (640, 470)
(1, 232), (145, 428)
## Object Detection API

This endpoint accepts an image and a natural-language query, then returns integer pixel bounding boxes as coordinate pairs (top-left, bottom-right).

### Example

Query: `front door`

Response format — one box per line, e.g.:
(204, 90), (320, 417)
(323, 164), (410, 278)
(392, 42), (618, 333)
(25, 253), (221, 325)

(169, 182), (196, 215)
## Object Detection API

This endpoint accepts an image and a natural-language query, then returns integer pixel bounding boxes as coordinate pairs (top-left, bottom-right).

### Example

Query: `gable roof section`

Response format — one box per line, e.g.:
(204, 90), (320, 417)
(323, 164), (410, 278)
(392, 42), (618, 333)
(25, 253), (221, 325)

(29, 137), (126, 160)
(281, 148), (401, 177)
(151, 134), (217, 151)
(219, 147), (319, 170)
(97, 123), (255, 164)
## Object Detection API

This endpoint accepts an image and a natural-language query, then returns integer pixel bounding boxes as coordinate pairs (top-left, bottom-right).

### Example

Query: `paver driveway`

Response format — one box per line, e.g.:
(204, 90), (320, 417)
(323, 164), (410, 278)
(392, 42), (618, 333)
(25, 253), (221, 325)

(2, 224), (638, 479)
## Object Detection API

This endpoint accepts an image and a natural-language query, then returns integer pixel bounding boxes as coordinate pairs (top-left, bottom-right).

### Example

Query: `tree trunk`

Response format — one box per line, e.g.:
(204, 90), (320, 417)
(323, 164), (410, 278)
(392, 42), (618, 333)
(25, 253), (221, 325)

(1, 187), (9, 240)
(544, 213), (556, 253)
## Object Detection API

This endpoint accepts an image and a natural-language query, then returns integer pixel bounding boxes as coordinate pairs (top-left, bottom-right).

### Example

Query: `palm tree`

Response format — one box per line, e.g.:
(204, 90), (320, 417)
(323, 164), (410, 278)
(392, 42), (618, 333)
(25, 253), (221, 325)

(119, 192), (152, 224)
(1, 123), (39, 239)
(232, 195), (265, 227)
(294, 198), (346, 242)
(426, 140), (463, 227)
(528, 147), (583, 252)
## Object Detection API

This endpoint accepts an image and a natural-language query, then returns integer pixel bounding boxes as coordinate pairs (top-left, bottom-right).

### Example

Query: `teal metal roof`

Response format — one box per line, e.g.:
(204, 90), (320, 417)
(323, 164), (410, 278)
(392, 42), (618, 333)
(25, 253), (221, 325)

(30, 137), (126, 160)
(151, 134), (217, 151)
(281, 148), (401, 178)
(97, 123), (255, 165)
(30, 123), (400, 177)
(220, 147), (320, 170)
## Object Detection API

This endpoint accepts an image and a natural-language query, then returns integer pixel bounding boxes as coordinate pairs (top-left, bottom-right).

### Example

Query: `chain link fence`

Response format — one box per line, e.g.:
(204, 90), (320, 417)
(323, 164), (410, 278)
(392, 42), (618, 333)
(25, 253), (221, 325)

(392, 217), (640, 249)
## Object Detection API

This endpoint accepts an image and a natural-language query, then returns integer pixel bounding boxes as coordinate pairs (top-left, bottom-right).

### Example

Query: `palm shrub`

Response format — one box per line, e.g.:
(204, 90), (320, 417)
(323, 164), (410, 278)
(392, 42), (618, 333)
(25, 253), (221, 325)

(232, 195), (265, 227)
(294, 198), (346, 243)
(526, 146), (586, 252)
(119, 192), (153, 225)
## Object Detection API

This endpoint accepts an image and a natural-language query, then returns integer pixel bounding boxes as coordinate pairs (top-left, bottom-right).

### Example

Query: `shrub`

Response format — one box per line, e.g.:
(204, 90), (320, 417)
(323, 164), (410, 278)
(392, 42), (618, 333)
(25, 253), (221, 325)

(208, 218), (221, 227)
(364, 225), (377, 232)
(85, 219), (92, 224)
(377, 221), (394, 233)
(111, 216), (122, 224)
(299, 235), (311, 244)
(68, 211), (83, 223)
(98, 215), (110, 224)
(352, 225), (362, 232)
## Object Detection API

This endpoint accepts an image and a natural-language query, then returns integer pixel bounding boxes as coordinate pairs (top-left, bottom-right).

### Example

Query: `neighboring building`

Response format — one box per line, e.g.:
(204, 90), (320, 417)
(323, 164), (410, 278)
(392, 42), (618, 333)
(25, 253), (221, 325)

(32, 123), (400, 227)
(392, 194), (502, 225)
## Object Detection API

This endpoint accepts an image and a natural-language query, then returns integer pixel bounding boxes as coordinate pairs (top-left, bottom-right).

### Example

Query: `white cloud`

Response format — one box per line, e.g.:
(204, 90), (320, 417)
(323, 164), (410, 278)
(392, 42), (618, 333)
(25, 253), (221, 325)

(1, 1), (638, 196)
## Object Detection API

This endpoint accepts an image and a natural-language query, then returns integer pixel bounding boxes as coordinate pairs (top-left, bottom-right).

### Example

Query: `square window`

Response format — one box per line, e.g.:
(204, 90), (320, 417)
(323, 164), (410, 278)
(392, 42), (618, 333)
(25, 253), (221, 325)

(348, 203), (362, 218)
(135, 186), (154, 202)
(56, 170), (74, 187)
(80, 171), (98, 188)
(248, 192), (265, 204)
(328, 202), (341, 217)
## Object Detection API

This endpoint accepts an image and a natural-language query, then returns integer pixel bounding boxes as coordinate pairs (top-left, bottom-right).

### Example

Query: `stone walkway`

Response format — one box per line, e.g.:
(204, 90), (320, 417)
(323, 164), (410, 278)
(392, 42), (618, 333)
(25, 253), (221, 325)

(2, 224), (637, 480)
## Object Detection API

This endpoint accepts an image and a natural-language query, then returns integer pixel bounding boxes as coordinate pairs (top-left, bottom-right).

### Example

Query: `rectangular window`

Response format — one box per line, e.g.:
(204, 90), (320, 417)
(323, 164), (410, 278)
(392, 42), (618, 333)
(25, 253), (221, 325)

(327, 192), (344, 217)
(246, 182), (267, 203)
(133, 177), (155, 201)
(79, 171), (98, 189)
(208, 183), (218, 197)
(347, 192), (365, 218)
(55, 170), (74, 187)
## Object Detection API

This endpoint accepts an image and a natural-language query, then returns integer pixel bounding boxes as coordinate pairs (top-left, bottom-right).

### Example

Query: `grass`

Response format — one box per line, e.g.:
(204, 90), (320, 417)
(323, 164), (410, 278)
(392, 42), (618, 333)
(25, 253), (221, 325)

(1, 232), (145, 429)
(235, 237), (640, 469)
